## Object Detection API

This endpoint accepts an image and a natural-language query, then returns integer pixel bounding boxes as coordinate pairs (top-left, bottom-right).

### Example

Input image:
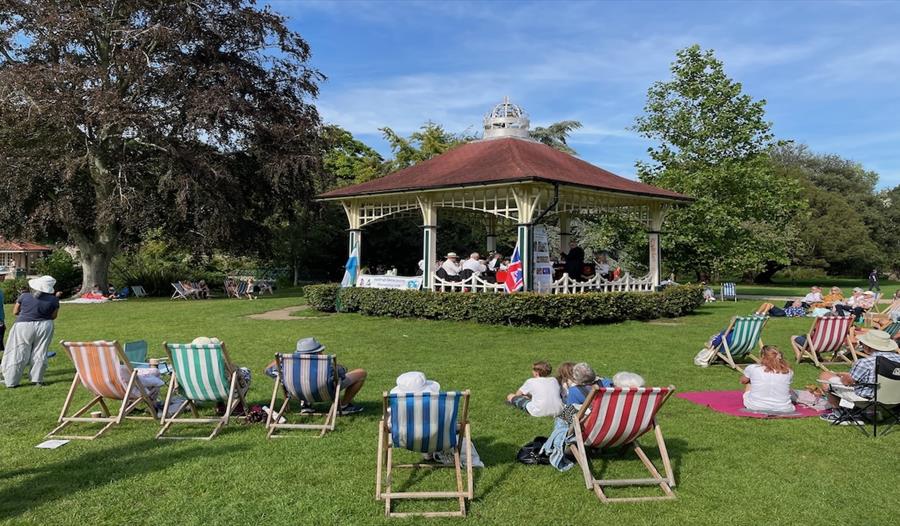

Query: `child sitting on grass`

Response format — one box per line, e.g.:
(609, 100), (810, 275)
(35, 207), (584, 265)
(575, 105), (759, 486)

(506, 361), (563, 417)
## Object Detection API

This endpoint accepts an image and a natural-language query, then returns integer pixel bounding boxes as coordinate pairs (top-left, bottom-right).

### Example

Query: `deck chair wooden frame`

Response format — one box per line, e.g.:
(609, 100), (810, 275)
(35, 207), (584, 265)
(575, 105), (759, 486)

(171, 282), (190, 300)
(569, 386), (676, 503)
(47, 340), (158, 440)
(708, 316), (768, 372)
(131, 285), (147, 298)
(157, 341), (247, 441)
(266, 353), (341, 438)
(376, 391), (473, 518)
(867, 299), (900, 327)
(791, 316), (854, 370)
(720, 282), (737, 302)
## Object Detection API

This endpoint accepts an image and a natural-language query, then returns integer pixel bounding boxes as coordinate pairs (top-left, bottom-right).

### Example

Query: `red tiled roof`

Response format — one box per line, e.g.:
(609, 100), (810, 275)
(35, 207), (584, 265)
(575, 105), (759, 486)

(0, 240), (51, 252)
(318, 137), (691, 201)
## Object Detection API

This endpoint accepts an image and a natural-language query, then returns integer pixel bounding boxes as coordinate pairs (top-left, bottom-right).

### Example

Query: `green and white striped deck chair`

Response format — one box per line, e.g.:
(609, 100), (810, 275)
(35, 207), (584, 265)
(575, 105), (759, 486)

(709, 315), (768, 372)
(158, 342), (247, 440)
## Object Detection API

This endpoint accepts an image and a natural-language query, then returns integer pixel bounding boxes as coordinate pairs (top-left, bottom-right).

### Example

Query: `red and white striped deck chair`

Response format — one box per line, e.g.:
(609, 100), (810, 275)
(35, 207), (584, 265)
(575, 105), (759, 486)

(791, 315), (854, 370)
(569, 386), (676, 503)
(47, 340), (158, 440)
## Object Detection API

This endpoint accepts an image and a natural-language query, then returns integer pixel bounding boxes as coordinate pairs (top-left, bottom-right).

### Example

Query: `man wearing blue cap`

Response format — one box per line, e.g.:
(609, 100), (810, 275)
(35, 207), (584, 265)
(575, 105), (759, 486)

(264, 337), (367, 415)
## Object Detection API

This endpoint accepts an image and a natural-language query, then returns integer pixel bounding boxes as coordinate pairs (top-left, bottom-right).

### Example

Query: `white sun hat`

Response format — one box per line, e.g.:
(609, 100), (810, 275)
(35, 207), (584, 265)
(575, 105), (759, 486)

(390, 371), (441, 395)
(28, 275), (56, 294)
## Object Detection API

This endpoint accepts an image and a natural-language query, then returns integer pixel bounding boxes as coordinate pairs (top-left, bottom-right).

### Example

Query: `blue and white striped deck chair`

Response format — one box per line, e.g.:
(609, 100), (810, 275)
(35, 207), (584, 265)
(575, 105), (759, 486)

(720, 282), (737, 302)
(266, 353), (341, 438)
(376, 391), (473, 518)
(709, 315), (768, 372)
(157, 341), (247, 440)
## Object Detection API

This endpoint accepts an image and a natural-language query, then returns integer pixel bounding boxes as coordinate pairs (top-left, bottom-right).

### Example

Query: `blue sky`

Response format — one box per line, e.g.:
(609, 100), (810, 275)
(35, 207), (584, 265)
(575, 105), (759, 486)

(271, 0), (900, 189)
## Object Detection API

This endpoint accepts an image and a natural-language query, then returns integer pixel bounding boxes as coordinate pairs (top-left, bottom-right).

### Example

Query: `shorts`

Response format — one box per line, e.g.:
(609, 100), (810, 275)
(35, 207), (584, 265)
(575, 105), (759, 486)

(793, 335), (806, 346)
(508, 395), (530, 411)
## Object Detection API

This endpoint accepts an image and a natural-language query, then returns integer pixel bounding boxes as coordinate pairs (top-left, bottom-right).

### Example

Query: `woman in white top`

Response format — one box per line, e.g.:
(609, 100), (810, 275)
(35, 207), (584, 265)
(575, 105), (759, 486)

(741, 346), (794, 413)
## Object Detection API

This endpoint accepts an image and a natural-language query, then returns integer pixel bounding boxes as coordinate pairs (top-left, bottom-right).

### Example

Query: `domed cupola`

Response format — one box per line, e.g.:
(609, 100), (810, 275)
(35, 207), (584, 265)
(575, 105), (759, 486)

(482, 96), (530, 140)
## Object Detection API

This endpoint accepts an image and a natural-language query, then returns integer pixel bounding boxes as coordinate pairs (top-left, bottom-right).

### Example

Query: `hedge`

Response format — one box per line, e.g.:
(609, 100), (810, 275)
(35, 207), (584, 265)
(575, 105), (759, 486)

(303, 283), (704, 327)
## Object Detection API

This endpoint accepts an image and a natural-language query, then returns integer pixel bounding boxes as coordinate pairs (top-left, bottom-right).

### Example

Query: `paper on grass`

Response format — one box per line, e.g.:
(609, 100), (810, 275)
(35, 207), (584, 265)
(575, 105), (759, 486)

(35, 439), (69, 449)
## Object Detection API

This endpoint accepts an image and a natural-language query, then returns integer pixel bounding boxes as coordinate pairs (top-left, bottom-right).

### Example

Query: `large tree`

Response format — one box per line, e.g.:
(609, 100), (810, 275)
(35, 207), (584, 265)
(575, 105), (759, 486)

(0, 0), (323, 292)
(633, 45), (805, 281)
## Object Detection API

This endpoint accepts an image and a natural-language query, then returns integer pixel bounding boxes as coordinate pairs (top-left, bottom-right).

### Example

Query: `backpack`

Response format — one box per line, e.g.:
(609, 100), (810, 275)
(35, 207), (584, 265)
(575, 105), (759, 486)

(694, 347), (715, 367)
(516, 436), (551, 465)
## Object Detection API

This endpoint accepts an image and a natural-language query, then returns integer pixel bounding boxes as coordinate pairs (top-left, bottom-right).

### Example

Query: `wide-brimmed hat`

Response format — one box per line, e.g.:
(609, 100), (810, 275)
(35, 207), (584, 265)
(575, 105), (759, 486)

(295, 337), (326, 354)
(191, 336), (222, 346)
(445, 252), (458, 259)
(28, 275), (55, 294)
(863, 291), (875, 296)
(390, 371), (440, 394)
(858, 330), (899, 353)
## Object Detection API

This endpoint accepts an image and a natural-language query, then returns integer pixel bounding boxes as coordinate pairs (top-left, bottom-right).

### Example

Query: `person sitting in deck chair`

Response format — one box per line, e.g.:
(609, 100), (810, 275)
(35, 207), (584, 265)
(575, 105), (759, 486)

(264, 337), (367, 415)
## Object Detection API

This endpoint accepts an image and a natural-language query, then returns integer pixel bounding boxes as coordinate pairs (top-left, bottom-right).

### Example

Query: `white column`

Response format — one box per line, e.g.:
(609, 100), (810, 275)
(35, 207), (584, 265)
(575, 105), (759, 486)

(418, 198), (438, 289)
(485, 215), (497, 253)
(342, 201), (363, 285)
(513, 187), (540, 292)
(648, 204), (666, 288)
(559, 212), (571, 255)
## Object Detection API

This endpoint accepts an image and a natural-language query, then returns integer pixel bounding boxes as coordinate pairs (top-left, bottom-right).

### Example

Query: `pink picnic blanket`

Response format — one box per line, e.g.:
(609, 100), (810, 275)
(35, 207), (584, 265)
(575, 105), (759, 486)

(676, 390), (823, 419)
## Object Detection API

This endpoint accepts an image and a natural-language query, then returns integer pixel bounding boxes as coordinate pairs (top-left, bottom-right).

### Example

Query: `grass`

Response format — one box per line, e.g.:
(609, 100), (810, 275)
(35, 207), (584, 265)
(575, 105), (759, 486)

(714, 278), (899, 299)
(1, 291), (899, 525)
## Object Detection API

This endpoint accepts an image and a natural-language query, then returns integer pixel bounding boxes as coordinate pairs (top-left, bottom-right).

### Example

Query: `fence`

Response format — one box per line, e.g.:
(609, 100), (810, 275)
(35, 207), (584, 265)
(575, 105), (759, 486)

(430, 272), (654, 294)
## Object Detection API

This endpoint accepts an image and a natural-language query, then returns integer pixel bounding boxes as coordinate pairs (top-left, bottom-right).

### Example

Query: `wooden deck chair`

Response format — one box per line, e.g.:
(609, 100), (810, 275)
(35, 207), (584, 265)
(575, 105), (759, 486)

(867, 299), (900, 327)
(881, 321), (900, 340)
(171, 282), (190, 300)
(376, 391), (473, 518)
(707, 315), (768, 372)
(720, 282), (737, 302)
(791, 316), (854, 369)
(47, 341), (158, 440)
(569, 386), (676, 503)
(266, 353), (341, 438)
(157, 342), (247, 440)
(131, 285), (147, 297)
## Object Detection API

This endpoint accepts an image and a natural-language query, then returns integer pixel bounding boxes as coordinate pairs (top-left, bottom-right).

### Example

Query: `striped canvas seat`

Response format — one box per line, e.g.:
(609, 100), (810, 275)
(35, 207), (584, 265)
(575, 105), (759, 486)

(388, 392), (462, 453)
(68, 341), (128, 400)
(882, 321), (900, 338)
(48, 341), (157, 440)
(578, 387), (672, 449)
(793, 316), (853, 369)
(377, 390), (473, 517)
(166, 343), (231, 402)
(721, 282), (737, 301)
(279, 354), (337, 403)
(708, 316), (768, 371)
(570, 386), (677, 503)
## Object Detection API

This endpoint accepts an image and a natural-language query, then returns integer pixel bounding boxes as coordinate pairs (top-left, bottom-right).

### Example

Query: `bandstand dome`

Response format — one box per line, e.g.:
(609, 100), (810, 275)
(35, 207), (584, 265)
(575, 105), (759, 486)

(318, 98), (691, 292)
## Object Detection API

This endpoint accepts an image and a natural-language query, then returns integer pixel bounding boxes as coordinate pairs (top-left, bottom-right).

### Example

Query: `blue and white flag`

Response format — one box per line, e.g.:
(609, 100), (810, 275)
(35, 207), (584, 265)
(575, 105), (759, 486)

(340, 246), (359, 288)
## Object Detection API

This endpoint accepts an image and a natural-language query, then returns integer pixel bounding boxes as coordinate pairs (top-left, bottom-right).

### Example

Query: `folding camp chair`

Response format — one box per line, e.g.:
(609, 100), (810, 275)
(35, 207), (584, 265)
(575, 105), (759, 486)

(131, 285), (147, 298)
(569, 386), (676, 503)
(157, 342), (247, 440)
(171, 282), (190, 300)
(124, 340), (171, 374)
(824, 356), (900, 436)
(720, 282), (737, 302)
(791, 316), (854, 369)
(47, 341), (158, 440)
(707, 316), (768, 372)
(376, 391), (473, 518)
(266, 353), (341, 438)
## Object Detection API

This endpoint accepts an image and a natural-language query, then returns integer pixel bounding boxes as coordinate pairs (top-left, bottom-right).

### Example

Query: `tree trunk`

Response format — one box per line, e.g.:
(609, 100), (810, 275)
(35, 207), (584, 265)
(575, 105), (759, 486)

(76, 240), (117, 296)
(754, 260), (784, 284)
(293, 259), (299, 286)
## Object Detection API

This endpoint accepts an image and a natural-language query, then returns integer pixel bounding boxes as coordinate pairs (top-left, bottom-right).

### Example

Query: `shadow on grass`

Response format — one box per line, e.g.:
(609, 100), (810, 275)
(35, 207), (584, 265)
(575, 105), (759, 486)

(585, 437), (696, 484)
(0, 440), (248, 521)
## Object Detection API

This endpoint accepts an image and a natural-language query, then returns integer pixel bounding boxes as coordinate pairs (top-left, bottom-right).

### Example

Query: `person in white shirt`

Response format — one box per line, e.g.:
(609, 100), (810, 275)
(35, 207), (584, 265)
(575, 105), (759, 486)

(593, 252), (611, 280)
(506, 361), (564, 417)
(801, 286), (823, 307)
(487, 252), (502, 272)
(440, 253), (461, 277)
(740, 346), (795, 413)
(462, 252), (487, 276)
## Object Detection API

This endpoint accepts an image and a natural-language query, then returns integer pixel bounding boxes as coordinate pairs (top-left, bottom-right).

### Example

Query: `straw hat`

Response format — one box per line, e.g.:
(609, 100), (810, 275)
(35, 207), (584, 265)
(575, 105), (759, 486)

(863, 290), (875, 296)
(858, 330), (899, 353)
(390, 371), (440, 394)
(28, 275), (55, 294)
(445, 252), (458, 259)
(295, 337), (326, 354)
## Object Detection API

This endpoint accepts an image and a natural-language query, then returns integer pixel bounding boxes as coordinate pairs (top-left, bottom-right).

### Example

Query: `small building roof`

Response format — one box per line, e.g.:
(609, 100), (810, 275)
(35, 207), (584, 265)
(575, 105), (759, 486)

(319, 137), (690, 202)
(0, 240), (51, 253)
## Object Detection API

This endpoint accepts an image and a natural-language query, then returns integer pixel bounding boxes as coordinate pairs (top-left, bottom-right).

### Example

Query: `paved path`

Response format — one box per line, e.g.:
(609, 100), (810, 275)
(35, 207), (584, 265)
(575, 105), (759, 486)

(246, 305), (329, 321)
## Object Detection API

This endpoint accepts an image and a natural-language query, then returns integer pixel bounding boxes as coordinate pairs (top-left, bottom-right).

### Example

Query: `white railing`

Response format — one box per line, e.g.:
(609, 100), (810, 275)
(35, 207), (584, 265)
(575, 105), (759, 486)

(537, 272), (654, 294)
(431, 273), (506, 293)
(430, 272), (654, 294)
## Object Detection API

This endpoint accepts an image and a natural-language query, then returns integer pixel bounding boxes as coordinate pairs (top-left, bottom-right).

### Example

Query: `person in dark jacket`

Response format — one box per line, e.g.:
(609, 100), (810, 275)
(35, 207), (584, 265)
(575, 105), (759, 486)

(564, 241), (584, 281)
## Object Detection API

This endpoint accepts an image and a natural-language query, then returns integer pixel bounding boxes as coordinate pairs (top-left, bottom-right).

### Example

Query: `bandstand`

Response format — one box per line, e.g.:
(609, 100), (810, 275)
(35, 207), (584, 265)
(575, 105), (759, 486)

(318, 98), (692, 293)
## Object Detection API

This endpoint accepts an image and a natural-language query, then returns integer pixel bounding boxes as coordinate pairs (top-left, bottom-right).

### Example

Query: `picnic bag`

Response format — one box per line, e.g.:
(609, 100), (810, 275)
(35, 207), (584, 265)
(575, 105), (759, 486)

(516, 436), (551, 465)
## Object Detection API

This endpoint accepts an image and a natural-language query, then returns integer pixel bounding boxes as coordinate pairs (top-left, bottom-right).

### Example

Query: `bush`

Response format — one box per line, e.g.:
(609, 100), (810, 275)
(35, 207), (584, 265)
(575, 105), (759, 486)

(304, 283), (341, 311)
(0, 277), (28, 304)
(305, 284), (704, 327)
(32, 250), (81, 294)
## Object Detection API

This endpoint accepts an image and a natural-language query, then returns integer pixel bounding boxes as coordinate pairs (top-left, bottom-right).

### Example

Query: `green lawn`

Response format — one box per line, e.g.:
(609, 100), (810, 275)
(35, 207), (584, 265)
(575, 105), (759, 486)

(1, 293), (898, 525)
(715, 278), (899, 299)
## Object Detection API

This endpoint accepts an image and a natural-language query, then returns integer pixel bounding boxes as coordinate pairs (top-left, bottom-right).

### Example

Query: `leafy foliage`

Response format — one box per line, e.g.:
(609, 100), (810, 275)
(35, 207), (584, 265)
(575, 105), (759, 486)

(32, 250), (81, 296)
(305, 284), (704, 327)
(0, 277), (27, 304)
(530, 120), (583, 155)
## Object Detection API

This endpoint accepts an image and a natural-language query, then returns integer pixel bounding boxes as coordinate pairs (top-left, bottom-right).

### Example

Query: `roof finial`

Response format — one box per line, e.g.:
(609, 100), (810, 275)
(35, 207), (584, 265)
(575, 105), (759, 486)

(483, 97), (530, 140)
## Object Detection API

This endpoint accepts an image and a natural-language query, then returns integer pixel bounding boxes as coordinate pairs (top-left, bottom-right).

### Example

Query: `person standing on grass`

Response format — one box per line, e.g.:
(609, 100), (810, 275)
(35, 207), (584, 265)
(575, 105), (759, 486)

(740, 346), (795, 413)
(506, 361), (564, 417)
(1, 276), (59, 388)
(868, 269), (880, 292)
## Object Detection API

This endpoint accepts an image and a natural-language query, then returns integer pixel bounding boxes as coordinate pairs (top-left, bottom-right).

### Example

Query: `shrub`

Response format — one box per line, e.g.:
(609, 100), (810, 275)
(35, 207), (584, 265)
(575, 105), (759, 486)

(306, 284), (704, 327)
(32, 250), (81, 294)
(0, 277), (28, 304)
(304, 283), (341, 311)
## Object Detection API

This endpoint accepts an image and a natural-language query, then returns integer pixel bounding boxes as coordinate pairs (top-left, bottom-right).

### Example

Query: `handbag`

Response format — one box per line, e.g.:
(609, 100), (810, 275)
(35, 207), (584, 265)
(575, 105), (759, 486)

(516, 436), (551, 465)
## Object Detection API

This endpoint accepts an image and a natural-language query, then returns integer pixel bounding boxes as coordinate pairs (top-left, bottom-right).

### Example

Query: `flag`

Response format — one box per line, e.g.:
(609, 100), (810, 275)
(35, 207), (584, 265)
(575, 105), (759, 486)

(504, 243), (523, 293)
(340, 246), (359, 288)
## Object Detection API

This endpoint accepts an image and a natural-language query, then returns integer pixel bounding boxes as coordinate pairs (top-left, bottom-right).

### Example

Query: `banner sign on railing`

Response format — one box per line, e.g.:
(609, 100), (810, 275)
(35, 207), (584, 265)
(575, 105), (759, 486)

(533, 224), (553, 289)
(356, 274), (423, 290)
